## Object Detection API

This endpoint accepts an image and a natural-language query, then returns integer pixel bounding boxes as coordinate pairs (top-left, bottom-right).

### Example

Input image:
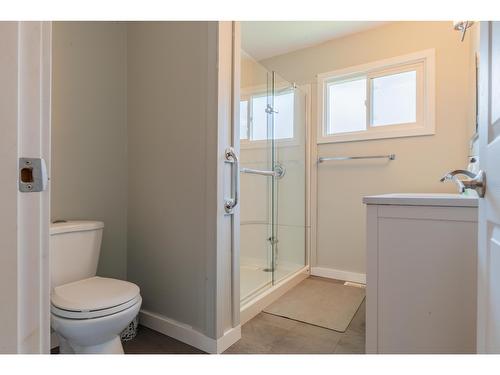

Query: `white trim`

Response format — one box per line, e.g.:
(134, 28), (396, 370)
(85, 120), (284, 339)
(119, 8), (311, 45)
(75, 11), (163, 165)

(303, 83), (313, 268)
(309, 83), (319, 269)
(311, 267), (366, 284)
(240, 266), (309, 325)
(217, 325), (242, 353)
(365, 205), (378, 353)
(0, 21), (51, 354)
(139, 309), (241, 354)
(212, 20), (239, 341)
(230, 20), (241, 330)
(317, 48), (435, 144)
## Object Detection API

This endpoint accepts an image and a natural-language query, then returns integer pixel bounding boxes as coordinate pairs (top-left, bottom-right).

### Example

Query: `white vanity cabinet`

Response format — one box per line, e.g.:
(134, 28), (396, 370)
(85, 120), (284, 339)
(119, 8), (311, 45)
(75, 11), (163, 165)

(363, 194), (478, 354)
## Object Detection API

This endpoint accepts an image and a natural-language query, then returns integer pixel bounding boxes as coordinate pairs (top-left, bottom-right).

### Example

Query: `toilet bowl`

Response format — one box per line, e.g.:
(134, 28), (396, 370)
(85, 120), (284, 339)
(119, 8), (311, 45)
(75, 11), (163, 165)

(50, 221), (142, 354)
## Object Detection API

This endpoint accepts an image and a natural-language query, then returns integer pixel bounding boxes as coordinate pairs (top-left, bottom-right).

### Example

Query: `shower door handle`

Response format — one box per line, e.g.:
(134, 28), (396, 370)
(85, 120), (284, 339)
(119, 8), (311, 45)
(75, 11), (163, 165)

(224, 147), (239, 214)
(240, 164), (285, 179)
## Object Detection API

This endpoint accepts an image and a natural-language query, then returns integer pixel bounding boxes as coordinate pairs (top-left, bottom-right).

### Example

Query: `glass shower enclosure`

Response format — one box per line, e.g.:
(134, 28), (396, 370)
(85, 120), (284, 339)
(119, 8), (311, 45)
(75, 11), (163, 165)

(239, 51), (307, 305)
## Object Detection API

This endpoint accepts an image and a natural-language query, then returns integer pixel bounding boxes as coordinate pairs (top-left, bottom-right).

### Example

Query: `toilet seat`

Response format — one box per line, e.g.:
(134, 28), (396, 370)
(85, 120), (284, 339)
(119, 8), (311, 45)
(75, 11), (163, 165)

(51, 295), (141, 320)
(51, 276), (141, 320)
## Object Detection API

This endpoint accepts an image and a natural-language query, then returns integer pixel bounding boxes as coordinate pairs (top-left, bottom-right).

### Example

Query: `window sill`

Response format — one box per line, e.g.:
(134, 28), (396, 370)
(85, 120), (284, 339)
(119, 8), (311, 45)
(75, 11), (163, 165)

(316, 125), (435, 144)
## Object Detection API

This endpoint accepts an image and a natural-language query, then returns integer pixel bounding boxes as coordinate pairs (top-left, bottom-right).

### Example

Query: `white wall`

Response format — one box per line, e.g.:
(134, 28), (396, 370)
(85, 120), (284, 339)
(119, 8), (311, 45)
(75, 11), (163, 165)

(0, 21), (51, 354)
(51, 22), (128, 279)
(261, 22), (476, 278)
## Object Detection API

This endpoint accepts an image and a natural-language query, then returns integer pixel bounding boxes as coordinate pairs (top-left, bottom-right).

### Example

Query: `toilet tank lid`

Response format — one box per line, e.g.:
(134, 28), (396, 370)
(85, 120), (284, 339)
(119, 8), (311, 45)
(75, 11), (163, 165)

(50, 220), (104, 235)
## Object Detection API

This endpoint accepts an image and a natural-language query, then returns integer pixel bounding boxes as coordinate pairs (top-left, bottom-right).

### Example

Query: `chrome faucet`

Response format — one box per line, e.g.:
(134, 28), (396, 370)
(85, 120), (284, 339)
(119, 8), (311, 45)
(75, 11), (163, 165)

(440, 169), (486, 197)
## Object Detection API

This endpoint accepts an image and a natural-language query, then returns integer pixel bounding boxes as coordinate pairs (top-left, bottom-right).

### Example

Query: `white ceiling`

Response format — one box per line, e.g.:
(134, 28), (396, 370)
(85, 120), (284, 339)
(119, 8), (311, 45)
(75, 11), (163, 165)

(241, 21), (389, 61)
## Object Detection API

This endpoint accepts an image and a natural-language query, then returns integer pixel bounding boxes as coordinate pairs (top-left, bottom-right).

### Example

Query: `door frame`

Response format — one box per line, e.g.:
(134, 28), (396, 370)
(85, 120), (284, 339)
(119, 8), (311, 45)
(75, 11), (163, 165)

(0, 21), (52, 354)
(230, 21), (242, 327)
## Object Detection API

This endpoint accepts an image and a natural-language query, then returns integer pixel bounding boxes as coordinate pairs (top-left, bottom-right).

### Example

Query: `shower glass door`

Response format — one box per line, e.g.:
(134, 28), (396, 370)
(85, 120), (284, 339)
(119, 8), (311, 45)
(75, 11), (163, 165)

(239, 51), (274, 303)
(239, 51), (306, 304)
(272, 73), (307, 284)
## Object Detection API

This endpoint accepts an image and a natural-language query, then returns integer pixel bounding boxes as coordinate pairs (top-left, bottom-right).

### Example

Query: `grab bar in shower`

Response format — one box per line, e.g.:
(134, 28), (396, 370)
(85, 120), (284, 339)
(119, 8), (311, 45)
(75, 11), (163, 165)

(318, 154), (396, 163)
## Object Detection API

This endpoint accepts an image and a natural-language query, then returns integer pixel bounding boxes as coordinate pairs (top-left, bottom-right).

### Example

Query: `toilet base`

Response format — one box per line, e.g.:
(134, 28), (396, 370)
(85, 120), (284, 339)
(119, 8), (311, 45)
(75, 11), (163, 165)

(59, 335), (124, 354)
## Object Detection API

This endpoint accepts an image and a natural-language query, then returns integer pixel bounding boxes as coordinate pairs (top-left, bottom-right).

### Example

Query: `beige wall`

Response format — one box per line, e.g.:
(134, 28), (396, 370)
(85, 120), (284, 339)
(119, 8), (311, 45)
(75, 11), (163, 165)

(466, 24), (480, 140)
(51, 22), (128, 279)
(261, 22), (476, 276)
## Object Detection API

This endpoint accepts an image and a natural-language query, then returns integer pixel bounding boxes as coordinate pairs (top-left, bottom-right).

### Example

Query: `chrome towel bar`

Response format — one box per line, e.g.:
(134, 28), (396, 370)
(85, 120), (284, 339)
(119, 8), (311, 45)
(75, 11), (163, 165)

(318, 154), (396, 163)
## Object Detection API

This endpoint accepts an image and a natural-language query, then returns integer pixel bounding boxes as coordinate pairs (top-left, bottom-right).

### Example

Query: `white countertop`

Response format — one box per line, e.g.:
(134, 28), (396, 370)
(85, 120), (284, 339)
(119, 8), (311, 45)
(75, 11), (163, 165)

(363, 193), (478, 207)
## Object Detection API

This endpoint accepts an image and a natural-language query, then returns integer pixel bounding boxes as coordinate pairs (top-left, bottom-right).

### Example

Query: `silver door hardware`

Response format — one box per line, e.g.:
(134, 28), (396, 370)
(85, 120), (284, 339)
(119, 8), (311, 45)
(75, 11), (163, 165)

(224, 147), (239, 214)
(440, 169), (486, 197)
(240, 163), (286, 179)
(19, 157), (48, 193)
(274, 163), (285, 179)
(265, 104), (278, 114)
(267, 236), (278, 245)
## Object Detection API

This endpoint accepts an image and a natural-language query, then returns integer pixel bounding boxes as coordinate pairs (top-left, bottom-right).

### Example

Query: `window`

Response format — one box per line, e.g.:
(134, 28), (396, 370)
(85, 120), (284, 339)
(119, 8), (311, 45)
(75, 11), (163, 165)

(240, 89), (295, 145)
(317, 49), (435, 143)
(327, 78), (367, 134)
(240, 100), (249, 140)
(371, 70), (417, 127)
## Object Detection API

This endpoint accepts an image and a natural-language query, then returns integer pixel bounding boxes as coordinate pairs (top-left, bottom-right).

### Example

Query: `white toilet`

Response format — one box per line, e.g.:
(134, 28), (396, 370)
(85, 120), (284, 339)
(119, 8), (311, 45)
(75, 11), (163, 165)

(50, 220), (142, 354)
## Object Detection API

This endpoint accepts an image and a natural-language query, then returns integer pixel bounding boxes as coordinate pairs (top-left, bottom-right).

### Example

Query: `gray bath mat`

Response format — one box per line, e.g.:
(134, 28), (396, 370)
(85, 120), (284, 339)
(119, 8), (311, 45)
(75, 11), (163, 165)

(263, 277), (365, 332)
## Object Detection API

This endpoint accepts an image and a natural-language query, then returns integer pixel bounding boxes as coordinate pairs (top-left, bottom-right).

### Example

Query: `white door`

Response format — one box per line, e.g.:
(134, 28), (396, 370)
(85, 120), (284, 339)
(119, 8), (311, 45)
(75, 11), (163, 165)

(477, 21), (500, 353)
(0, 21), (51, 353)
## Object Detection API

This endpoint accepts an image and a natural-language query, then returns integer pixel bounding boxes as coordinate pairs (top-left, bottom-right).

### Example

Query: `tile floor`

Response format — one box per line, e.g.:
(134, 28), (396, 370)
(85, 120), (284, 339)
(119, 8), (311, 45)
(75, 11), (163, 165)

(123, 326), (205, 354)
(123, 277), (366, 355)
(223, 300), (365, 354)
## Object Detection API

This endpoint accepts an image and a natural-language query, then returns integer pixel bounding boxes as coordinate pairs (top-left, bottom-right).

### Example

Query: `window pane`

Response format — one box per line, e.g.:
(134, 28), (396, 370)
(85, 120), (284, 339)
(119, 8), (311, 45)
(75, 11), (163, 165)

(327, 78), (367, 134)
(251, 95), (268, 141)
(240, 100), (248, 140)
(274, 91), (294, 139)
(371, 70), (417, 127)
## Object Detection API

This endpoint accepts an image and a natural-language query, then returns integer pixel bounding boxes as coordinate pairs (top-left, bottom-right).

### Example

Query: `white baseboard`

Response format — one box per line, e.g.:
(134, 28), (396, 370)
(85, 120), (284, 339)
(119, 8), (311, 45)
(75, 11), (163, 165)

(240, 266), (309, 325)
(311, 267), (366, 284)
(139, 309), (241, 354)
(216, 325), (241, 353)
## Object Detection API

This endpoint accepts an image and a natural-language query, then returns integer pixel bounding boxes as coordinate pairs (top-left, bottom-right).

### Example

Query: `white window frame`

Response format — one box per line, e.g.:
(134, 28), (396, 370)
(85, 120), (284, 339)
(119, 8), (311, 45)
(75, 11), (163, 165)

(317, 49), (435, 144)
(240, 84), (299, 149)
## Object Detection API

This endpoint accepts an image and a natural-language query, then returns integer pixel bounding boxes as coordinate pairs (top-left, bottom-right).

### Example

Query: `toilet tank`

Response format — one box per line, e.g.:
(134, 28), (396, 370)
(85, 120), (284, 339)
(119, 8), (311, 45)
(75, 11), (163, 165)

(50, 221), (104, 289)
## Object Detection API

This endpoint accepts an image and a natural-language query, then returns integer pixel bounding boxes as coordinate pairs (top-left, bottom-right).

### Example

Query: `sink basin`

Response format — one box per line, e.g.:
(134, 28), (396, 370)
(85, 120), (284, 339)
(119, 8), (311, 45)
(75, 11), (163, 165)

(363, 193), (478, 207)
